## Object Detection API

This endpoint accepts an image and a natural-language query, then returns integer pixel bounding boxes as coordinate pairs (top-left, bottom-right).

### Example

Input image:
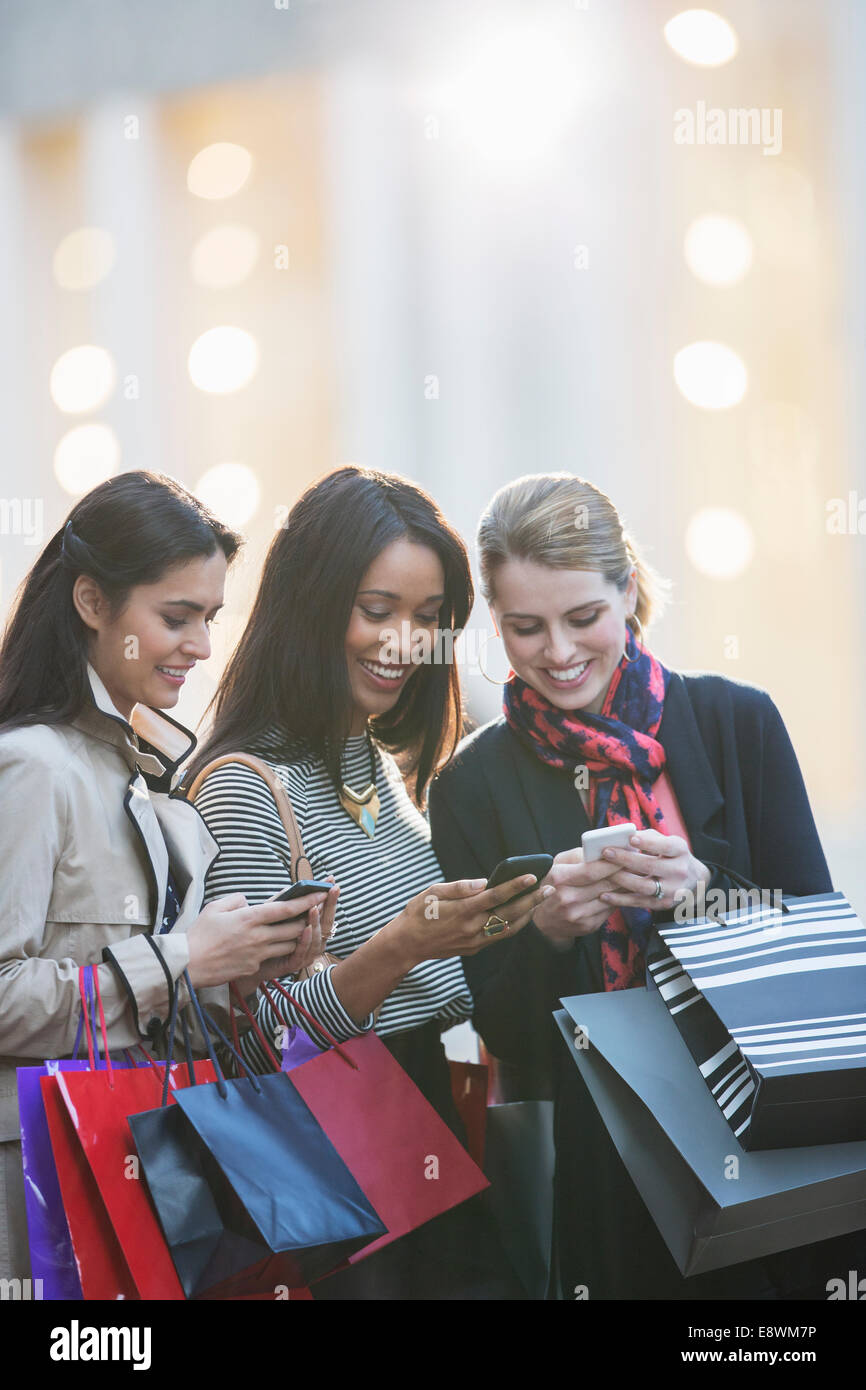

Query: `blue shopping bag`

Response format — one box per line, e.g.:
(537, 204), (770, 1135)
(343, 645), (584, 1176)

(130, 973), (386, 1297)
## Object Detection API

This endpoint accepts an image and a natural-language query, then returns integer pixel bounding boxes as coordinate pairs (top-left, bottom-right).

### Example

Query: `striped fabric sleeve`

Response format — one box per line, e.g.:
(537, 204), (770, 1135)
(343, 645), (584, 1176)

(193, 762), (374, 1072)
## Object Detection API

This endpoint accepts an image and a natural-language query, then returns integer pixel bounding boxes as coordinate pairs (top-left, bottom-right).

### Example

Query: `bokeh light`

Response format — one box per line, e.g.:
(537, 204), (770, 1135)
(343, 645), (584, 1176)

(52, 227), (116, 290)
(684, 214), (753, 286)
(54, 423), (121, 495)
(187, 326), (259, 393)
(664, 10), (738, 66)
(187, 143), (252, 200)
(673, 341), (748, 409)
(49, 345), (116, 414)
(194, 462), (261, 525)
(686, 507), (755, 579)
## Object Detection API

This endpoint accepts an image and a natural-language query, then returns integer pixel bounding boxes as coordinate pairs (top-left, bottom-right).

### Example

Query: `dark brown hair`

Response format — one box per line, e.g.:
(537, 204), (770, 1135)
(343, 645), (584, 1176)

(0, 470), (242, 735)
(188, 465), (474, 805)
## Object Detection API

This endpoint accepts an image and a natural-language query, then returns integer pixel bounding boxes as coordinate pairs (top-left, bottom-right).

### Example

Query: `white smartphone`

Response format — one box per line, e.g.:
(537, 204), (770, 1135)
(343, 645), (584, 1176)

(581, 823), (637, 862)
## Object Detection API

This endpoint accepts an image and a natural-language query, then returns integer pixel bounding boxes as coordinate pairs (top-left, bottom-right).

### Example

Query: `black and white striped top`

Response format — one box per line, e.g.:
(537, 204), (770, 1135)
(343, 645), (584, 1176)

(194, 726), (473, 1071)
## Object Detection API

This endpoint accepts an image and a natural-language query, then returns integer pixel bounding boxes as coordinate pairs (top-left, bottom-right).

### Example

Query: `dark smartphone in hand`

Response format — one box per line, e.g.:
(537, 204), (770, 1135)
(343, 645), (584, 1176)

(266, 879), (334, 904)
(486, 853), (554, 909)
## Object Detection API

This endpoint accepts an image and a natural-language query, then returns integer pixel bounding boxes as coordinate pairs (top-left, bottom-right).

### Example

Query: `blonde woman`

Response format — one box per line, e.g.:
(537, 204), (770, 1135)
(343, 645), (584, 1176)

(428, 472), (858, 1300)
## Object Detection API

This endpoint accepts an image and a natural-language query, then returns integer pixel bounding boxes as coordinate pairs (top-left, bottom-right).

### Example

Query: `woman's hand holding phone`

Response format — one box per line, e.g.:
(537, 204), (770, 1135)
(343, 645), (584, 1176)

(597, 830), (710, 913)
(531, 847), (622, 949)
(383, 872), (553, 968)
(186, 883), (337, 992)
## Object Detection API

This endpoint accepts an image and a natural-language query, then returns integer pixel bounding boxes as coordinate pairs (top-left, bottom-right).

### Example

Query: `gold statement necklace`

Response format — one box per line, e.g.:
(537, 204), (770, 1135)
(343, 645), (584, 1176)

(338, 730), (380, 838)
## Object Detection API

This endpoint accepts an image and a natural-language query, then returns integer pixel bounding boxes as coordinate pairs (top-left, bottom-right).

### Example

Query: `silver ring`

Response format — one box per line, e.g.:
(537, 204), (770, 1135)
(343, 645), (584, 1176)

(652, 877), (663, 900)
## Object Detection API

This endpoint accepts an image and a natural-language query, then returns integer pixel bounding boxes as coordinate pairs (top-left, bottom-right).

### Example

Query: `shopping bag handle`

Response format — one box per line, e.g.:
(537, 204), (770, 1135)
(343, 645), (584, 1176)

(258, 979), (359, 1072)
(71, 964), (93, 1062)
(180, 969), (265, 1099)
(77, 966), (96, 1071)
(160, 969), (186, 1107)
(229, 984), (282, 1071)
(200, 1007), (264, 1095)
(77, 965), (115, 1088)
(229, 981), (359, 1073)
(183, 969), (228, 1098)
(702, 860), (791, 918)
(181, 1009), (196, 1081)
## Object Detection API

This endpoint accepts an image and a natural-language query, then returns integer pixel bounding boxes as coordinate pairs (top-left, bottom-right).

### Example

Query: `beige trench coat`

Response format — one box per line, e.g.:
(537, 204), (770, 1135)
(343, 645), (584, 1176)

(0, 671), (225, 1279)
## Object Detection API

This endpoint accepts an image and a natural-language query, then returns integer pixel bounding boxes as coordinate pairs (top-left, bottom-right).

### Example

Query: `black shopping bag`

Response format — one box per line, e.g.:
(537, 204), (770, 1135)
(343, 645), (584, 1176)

(556, 989), (866, 1277)
(646, 886), (866, 1150)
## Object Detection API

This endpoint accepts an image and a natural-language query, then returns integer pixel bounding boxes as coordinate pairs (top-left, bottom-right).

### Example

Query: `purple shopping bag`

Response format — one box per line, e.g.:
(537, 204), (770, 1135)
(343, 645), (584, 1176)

(17, 1059), (88, 1300)
(17, 966), (143, 1300)
(281, 1024), (323, 1071)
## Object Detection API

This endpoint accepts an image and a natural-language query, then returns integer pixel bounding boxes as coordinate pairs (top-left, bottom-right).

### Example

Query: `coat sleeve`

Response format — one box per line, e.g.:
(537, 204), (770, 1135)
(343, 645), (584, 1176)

(745, 692), (832, 895)
(428, 766), (584, 1083)
(0, 735), (187, 1060)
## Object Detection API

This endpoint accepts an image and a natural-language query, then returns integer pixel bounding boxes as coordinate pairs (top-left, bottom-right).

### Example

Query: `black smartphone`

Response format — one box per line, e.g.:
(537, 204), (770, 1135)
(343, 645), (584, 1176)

(486, 854), (554, 908)
(266, 879), (334, 904)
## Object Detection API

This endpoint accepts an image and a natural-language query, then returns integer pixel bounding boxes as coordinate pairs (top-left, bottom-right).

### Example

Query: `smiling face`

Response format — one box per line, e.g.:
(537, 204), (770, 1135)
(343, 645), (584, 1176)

(490, 557), (637, 716)
(344, 537), (445, 735)
(73, 549), (228, 719)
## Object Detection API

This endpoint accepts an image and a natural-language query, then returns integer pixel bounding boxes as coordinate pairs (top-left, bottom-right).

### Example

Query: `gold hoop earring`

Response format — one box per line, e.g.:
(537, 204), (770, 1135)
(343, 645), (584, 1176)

(623, 613), (644, 663)
(477, 632), (514, 685)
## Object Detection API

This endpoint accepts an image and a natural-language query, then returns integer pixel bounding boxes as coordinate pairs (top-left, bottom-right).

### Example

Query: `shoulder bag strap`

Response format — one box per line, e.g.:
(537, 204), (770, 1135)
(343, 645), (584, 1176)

(185, 751), (313, 883)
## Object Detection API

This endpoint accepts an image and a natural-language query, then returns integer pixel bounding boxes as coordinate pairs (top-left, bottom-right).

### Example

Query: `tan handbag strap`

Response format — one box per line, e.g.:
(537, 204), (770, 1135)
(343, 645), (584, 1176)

(186, 751), (382, 1023)
(185, 752), (313, 883)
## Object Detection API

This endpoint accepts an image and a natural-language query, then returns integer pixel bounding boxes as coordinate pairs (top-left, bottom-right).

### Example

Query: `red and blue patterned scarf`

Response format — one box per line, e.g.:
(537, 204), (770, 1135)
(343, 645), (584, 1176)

(502, 626), (671, 989)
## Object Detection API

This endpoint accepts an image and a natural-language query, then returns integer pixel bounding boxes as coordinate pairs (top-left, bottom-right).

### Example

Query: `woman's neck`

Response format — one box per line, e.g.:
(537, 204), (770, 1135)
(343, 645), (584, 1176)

(349, 708), (370, 738)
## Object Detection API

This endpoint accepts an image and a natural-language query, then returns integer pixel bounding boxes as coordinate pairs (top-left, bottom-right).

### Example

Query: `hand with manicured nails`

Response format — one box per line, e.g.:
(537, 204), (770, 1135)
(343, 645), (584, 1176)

(186, 889), (331, 991)
(531, 847), (622, 948)
(267, 877), (341, 980)
(383, 873), (553, 970)
(598, 830), (710, 913)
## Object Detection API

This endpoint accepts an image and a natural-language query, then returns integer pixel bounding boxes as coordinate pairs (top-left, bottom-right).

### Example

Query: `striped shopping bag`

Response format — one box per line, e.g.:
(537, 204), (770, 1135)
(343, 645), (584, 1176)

(646, 883), (866, 1151)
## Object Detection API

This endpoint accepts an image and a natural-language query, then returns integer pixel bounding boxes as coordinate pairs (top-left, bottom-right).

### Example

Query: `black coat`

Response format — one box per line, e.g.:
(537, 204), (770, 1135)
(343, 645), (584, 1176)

(428, 670), (831, 1098)
(428, 671), (861, 1299)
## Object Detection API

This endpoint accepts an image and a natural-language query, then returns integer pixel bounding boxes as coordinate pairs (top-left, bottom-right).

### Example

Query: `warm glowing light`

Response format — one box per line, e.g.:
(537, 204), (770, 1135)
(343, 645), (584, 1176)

(684, 215), (753, 286)
(685, 507), (754, 579)
(447, 28), (581, 165)
(187, 326), (259, 393)
(673, 341), (747, 410)
(194, 463), (260, 526)
(664, 10), (738, 66)
(50, 346), (116, 414)
(187, 143), (252, 200)
(190, 225), (260, 288)
(52, 227), (116, 290)
(54, 423), (120, 495)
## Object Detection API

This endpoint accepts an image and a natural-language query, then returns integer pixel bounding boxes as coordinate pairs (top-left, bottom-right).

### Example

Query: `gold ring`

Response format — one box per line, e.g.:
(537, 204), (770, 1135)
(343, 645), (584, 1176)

(483, 913), (509, 937)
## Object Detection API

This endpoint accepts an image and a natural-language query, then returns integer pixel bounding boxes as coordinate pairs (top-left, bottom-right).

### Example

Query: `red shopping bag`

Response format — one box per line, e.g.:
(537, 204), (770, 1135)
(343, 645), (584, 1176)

(48, 967), (217, 1300)
(242, 983), (489, 1264)
(41, 1065), (139, 1301)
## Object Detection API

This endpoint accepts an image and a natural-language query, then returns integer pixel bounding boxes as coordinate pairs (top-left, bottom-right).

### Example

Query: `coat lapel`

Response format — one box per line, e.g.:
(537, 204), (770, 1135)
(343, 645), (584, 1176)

(152, 795), (220, 930)
(124, 772), (169, 928)
(657, 673), (731, 872)
(502, 726), (593, 853)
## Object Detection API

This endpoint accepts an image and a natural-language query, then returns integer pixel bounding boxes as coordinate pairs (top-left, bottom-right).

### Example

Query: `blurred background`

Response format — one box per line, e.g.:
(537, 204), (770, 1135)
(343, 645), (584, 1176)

(0, 0), (864, 912)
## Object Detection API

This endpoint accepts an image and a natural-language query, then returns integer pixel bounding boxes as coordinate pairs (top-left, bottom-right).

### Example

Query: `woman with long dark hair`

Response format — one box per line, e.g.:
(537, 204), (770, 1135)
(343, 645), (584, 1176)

(0, 470), (329, 1283)
(427, 471), (864, 1300)
(187, 463), (546, 1298)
